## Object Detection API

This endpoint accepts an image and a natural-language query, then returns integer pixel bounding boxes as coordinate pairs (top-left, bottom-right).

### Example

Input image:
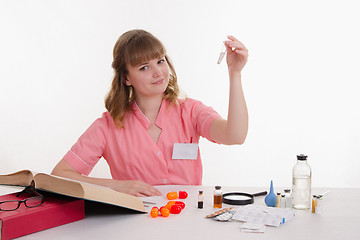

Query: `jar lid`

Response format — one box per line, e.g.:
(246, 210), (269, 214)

(297, 154), (308, 160)
(215, 186), (221, 190)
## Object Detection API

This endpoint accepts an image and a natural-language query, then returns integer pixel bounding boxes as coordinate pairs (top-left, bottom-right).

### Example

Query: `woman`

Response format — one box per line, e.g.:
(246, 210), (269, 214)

(52, 29), (248, 197)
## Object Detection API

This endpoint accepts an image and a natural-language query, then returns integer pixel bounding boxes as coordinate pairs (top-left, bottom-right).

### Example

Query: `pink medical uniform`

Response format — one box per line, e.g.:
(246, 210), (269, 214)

(63, 98), (222, 185)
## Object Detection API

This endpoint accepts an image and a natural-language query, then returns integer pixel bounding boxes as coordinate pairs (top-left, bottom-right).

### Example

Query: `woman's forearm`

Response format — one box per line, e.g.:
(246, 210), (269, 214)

(51, 159), (161, 197)
(226, 72), (248, 144)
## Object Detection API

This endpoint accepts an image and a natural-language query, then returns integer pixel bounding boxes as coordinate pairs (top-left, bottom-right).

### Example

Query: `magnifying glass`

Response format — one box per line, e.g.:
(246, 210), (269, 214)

(222, 191), (267, 205)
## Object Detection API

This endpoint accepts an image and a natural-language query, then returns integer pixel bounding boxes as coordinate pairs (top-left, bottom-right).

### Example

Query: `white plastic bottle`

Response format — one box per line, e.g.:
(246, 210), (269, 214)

(292, 154), (312, 209)
(284, 189), (292, 208)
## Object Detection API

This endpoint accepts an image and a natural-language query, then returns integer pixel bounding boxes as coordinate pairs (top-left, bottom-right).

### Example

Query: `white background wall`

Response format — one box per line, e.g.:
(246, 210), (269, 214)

(1, 0), (359, 188)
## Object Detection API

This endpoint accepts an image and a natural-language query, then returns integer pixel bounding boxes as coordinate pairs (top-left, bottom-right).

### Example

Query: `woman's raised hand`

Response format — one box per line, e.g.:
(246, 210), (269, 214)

(224, 36), (249, 76)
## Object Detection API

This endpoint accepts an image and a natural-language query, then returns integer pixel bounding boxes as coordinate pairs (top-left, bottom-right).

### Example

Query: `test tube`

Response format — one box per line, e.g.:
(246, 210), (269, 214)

(217, 43), (227, 64)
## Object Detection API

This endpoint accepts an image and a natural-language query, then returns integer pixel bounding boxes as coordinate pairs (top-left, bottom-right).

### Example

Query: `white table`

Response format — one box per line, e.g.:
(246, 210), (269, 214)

(1, 185), (359, 240)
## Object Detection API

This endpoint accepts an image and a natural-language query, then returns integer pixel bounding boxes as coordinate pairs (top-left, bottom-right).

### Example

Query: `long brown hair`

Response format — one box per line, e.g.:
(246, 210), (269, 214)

(105, 29), (179, 127)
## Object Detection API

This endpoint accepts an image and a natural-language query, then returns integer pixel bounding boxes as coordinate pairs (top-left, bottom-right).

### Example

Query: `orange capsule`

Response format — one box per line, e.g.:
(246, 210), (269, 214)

(165, 201), (175, 210)
(166, 191), (179, 200)
(150, 207), (159, 218)
(160, 207), (170, 217)
(166, 200), (175, 205)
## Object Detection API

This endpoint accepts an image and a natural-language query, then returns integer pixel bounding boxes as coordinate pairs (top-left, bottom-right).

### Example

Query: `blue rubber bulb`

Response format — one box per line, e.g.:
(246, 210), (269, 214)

(264, 180), (276, 207)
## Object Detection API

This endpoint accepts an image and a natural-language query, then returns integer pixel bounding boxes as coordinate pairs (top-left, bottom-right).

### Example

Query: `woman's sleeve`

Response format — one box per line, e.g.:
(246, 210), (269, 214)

(62, 113), (109, 175)
(189, 99), (222, 142)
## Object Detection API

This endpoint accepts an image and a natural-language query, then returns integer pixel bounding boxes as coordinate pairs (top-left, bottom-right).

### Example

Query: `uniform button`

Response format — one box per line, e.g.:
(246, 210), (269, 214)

(163, 179), (167, 184)
(157, 151), (161, 155)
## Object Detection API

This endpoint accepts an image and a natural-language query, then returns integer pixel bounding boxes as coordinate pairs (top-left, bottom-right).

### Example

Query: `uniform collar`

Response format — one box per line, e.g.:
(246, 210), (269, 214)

(131, 99), (170, 129)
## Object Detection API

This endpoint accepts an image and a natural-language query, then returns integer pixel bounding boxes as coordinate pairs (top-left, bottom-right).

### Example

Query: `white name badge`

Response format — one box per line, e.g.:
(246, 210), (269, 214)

(172, 143), (199, 160)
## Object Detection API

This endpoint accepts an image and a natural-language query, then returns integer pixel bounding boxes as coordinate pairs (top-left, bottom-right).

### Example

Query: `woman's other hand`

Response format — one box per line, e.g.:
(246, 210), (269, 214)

(108, 180), (162, 197)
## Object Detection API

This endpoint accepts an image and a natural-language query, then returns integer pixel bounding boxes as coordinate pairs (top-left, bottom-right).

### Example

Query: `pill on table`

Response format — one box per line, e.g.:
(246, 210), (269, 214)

(170, 205), (182, 214)
(160, 207), (170, 217)
(166, 192), (178, 200)
(179, 191), (188, 199)
(165, 201), (185, 210)
(150, 207), (159, 218)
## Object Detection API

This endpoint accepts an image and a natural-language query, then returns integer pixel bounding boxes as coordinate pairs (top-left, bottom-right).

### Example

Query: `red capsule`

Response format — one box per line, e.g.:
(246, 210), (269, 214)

(166, 191), (188, 200)
(175, 201), (185, 209)
(165, 201), (185, 210)
(179, 191), (188, 199)
(170, 205), (182, 214)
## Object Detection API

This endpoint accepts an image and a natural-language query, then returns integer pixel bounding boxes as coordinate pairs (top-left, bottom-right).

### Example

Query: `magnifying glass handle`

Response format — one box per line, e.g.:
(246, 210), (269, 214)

(253, 191), (268, 197)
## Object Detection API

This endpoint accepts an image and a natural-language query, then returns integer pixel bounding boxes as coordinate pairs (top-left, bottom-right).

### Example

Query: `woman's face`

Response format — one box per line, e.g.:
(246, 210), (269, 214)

(125, 56), (170, 99)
